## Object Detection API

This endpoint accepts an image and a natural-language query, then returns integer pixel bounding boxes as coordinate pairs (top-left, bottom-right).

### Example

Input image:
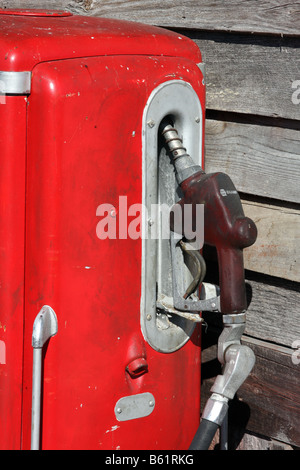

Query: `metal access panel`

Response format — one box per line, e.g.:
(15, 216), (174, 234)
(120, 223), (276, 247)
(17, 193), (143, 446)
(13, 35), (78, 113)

(0, 10), (205, 450)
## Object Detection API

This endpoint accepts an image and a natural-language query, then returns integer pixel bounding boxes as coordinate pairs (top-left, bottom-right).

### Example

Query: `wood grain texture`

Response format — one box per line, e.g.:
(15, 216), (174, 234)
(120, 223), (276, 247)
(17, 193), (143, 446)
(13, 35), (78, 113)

(2, 3), (300, 121)
(245, 277), (300, 348)
(190, 34), (300, 120)
(209, 428), (294, 450)
(2, 0), (300, 36)
(202, 262), (300, 348)
(205, 119), (300, 204)
(242, 200), (300, 282)
(201, 335), (300, 448)
(235, 337), (300, 448)
(235, 433), (294, 450)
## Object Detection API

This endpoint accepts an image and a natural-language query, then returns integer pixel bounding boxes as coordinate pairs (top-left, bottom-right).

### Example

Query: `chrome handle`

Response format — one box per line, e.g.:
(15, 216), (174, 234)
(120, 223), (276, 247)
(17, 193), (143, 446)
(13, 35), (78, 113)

(31, 306), (58, 450)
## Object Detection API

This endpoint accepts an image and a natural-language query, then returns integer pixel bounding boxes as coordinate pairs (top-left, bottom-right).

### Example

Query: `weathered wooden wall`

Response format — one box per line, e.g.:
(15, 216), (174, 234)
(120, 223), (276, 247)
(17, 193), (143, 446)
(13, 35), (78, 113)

(2, 0), (299, 450)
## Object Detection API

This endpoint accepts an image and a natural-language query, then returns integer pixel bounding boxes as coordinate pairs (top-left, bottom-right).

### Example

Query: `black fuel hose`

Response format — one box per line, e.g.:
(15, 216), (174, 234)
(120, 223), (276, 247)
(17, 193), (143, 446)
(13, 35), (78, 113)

(189, 419), (219, 450)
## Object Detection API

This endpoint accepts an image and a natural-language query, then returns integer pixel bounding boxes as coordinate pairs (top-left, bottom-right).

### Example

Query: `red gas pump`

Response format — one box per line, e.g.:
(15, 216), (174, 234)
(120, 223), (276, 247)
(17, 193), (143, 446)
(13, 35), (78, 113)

(0, 9), (256, 450)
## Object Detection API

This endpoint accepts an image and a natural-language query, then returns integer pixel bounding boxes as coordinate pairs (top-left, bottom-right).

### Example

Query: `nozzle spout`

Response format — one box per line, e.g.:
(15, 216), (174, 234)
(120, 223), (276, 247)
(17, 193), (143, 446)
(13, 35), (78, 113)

(160, 119), (204, 184)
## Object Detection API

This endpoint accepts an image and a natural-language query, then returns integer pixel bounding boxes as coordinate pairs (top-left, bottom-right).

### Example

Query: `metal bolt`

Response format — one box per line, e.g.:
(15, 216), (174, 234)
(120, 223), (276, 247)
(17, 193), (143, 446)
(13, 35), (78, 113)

(116, 407), (122, 414)
(148, 218), (154, 226)
(146, 314), (152, 321)
(149, 400), (154, 407)
(147, 119), (155, 128)
(195, 116), (200, 123)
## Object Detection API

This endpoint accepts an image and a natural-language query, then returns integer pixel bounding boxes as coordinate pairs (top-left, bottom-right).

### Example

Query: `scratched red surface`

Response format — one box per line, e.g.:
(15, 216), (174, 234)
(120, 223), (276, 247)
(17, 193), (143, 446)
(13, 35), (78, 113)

(0, 10), (205, 450)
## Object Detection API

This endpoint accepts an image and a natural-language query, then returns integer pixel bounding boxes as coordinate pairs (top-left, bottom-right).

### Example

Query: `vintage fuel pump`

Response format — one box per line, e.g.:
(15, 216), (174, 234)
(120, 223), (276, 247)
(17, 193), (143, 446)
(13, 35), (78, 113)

(0, 10), (257, 450)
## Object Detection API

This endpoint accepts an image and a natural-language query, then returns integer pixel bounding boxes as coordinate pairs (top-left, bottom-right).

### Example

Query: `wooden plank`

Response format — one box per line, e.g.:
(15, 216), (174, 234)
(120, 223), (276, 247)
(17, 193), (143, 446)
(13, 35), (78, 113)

(202, 259), (300, 347)
(245, 277), (300, 348)
(201, 335), (300, 447)
(205, 119), (300, 204)
(236, 337), (300, 448)
(4, 0), (300, 36)
(242, 200), (300, 282)
(235, 433), (294, 450)
(191, 35), (300, 120)
(3, 3), (300, 119)
(209, 429), (294, 450)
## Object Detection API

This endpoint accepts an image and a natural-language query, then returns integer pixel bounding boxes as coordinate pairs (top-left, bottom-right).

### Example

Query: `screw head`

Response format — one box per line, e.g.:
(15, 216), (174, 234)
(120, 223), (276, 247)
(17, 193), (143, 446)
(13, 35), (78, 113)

(147, 119), (155, 128)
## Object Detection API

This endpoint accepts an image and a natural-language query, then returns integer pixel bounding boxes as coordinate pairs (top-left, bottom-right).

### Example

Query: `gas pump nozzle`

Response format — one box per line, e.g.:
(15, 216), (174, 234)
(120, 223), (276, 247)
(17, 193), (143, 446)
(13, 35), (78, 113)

(160, 120), (257, 314)
(161, 120), (257, 450)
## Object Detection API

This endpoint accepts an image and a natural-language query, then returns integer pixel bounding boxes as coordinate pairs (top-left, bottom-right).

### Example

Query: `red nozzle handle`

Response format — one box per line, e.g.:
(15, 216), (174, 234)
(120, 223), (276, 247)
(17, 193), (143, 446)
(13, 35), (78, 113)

(178, 171), (257, 314)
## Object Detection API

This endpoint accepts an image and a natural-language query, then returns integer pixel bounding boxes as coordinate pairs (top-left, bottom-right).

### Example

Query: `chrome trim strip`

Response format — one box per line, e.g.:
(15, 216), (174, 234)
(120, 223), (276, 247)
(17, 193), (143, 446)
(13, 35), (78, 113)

(0, 71), (31, 94)
(141, 80), (204, 353)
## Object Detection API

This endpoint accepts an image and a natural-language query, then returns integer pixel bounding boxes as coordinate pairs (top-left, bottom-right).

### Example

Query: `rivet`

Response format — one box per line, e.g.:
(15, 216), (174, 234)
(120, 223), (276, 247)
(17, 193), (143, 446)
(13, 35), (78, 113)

(146, 314), (152, 321)
(149, 400), (154, 407)
(116, 407), (122, 414)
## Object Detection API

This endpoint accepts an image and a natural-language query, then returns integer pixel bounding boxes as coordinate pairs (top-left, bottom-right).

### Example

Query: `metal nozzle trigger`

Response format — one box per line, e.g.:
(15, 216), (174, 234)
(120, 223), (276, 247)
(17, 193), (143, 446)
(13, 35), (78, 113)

(170, 232), (220, 313)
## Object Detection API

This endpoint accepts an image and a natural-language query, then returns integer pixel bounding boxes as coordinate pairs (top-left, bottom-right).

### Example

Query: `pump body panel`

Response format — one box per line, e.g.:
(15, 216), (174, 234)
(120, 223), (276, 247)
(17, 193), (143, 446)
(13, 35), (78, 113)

(0, 11), (205, 450)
